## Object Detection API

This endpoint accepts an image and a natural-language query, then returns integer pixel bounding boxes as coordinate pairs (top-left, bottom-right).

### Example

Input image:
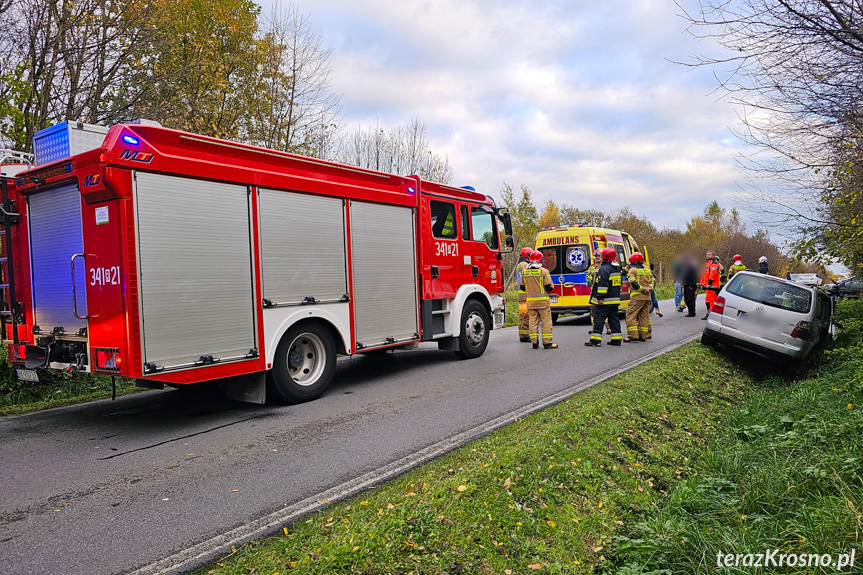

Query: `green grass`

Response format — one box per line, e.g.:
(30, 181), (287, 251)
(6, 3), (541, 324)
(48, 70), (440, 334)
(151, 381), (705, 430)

(195, 334), (760, 575)
(612, 299), (863, 574)
(652, 283), (676, 302)
(0, 347), (139, 416)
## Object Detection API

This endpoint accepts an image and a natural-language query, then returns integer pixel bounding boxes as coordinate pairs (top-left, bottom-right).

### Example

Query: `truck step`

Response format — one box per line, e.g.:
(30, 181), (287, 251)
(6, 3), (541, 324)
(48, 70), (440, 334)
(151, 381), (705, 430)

(432, 309), (451, 315)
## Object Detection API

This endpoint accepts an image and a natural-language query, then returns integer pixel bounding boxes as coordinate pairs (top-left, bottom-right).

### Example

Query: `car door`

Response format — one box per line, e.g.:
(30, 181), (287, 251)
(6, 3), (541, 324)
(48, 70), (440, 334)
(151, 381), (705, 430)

(424, 197), (465, 298)
(466, 204), (503, 294)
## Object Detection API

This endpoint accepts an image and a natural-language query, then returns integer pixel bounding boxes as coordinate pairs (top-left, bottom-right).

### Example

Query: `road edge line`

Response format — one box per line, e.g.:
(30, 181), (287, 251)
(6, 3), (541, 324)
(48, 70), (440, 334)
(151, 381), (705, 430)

(130, 333), (701, 575)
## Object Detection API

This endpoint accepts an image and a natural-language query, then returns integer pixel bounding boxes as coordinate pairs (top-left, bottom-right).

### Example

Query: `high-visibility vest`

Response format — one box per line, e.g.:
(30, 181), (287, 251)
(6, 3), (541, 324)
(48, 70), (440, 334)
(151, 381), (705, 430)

(522, 267), (552, 309)
(627, 264), (654, 299)
(441, 211), (455, 237)
(729, 263), (746, 278)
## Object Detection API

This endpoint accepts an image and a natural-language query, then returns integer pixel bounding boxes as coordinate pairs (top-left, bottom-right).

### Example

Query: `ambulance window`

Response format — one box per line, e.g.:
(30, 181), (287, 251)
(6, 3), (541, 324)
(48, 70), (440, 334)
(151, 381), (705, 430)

(430, 201), (456, 239)
(564, 245), (591, 273)
(612, 244), (626, 264)
(460, 205), (470, 240)
(470, 207), (498, 249)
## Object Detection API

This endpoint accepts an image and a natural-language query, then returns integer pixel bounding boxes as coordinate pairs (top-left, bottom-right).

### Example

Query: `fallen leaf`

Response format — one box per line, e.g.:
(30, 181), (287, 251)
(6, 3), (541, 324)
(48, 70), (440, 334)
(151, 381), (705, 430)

(232, 489), (239, 492)
(352, 546), (359, 552)
(546, 520), (555, 528)
(503, 477), (512, 490)
(592, 546), (604, 552)
(527, 563), (542, 570)
(283, 527), (289, 535)
(457, 485), (467, 492)
(505, 570), (513, 575)
(598, 502), (603, 508)
(637, 485), (644, 492)
(386, 503), (395, 509)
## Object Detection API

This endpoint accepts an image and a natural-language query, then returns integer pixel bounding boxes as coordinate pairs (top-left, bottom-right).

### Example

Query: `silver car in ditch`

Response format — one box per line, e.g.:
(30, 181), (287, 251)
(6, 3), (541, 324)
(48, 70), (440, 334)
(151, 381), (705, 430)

(701, 271), (833, 368)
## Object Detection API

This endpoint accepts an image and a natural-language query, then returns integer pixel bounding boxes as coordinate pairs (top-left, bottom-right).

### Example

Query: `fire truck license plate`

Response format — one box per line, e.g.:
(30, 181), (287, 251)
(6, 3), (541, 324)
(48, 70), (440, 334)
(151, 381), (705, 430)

(550, 297), (558, 303)
(16, 369), (39, 383)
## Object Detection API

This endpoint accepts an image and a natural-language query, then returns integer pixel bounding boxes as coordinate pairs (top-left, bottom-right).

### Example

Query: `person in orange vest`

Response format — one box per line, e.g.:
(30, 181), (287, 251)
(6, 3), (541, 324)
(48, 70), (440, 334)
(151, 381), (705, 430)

(516, 247), (533, 342)
(700, 250), (722, 320)
(519, 250), (558, 349)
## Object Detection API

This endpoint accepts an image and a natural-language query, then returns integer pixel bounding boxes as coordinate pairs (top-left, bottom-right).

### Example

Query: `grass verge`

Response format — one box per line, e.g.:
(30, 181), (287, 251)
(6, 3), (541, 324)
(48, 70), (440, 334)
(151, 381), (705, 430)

(612, 299), (863, 574)
(195, 335), (764, 574)
(0, 347), (139, 416)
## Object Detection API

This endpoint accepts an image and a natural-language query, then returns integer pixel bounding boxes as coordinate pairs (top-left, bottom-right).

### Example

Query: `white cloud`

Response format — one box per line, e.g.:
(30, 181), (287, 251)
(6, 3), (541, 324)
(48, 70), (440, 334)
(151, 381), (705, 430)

(261, 0), (747, 229)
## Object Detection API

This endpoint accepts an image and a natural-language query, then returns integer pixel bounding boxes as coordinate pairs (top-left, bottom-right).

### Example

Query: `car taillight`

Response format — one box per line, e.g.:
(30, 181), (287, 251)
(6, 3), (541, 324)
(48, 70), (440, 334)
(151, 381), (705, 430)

(791, 321), (813, 340)
(93, 348), (121, 373)
(711, 296), (726, 315)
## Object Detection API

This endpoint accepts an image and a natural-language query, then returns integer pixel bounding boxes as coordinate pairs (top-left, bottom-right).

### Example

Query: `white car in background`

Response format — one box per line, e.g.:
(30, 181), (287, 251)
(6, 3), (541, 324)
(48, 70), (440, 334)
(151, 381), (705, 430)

(701, 271), (833, 371)
(788, 273), (822, 287)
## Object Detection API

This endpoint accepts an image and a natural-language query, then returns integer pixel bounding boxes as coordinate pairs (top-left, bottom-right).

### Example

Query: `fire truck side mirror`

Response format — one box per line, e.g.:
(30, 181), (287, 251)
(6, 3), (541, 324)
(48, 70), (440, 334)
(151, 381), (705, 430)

(505, 236), (514, 248)
(501, 212), (513, 236)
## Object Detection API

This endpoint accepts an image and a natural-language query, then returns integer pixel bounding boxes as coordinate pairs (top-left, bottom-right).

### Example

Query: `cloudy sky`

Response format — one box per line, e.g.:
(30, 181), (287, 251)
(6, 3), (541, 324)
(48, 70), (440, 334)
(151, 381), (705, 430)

(261, 0), (747, 231)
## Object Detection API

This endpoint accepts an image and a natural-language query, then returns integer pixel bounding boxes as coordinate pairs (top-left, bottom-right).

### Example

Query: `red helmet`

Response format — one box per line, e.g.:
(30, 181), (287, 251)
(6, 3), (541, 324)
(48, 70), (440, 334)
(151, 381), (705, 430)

(629, 252), (644, 264)
(521, 247), (534, 258)
(733, 254), (742, 261)
(601, 247), (617, 262)
(529, 250), (544, 262)
(594, 248), (603, 258)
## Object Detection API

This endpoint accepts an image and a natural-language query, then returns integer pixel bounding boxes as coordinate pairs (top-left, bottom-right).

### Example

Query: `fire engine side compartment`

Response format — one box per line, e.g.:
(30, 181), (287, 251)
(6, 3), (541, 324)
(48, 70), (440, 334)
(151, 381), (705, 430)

(132, 171), (258, 375)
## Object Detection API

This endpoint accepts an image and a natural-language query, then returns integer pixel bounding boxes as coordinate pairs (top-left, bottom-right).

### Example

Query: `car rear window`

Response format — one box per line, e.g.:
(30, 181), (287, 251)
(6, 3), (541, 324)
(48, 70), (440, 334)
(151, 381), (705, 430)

(726, 274), (812, 314)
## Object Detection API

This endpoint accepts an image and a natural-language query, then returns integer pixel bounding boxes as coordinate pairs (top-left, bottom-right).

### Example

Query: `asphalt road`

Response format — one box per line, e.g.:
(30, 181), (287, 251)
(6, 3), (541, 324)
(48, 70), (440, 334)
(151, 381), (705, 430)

(0, 298), (706, 575)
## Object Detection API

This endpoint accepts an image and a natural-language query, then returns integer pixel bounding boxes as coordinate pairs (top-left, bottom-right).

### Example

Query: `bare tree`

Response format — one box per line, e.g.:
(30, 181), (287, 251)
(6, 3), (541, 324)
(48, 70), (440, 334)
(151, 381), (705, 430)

(339, 118), (453, 183)
(677, 1), (863, 268)
(246, 2), (342, 155)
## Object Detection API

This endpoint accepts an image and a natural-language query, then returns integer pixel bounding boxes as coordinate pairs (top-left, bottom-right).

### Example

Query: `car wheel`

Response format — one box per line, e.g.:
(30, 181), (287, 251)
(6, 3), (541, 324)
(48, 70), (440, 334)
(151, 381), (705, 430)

(700, 332), (719, 347)
(455, 300), (490, 359)
(268, 321), (337, 403)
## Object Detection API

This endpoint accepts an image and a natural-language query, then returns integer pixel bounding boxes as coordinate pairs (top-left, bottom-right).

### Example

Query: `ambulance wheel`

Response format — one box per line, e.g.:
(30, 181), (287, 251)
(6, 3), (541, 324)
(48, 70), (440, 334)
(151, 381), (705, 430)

(455, 300), (490, 359)
(268, 321), (337, 403)
(552, 312), (559, 324)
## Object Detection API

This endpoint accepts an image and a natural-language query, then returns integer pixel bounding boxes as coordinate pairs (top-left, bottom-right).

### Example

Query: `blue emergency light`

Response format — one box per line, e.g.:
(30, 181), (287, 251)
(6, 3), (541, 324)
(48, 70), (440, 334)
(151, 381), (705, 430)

(122, 135), (139, 145)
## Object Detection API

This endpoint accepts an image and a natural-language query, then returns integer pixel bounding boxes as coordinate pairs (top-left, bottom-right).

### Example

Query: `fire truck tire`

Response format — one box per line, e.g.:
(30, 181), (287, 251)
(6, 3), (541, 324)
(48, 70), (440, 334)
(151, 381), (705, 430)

(455, 300), (490, 360)
(268, 321), (337, 403)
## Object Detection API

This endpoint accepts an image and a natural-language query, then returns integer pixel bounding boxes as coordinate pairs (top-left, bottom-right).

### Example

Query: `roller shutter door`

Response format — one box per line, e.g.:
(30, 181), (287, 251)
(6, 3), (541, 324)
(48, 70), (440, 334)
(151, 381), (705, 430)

(134, 172), (256, 370)
(28, 183), (87, 332)
(350, 201), (418, 347)
(258, 190), (347, 304)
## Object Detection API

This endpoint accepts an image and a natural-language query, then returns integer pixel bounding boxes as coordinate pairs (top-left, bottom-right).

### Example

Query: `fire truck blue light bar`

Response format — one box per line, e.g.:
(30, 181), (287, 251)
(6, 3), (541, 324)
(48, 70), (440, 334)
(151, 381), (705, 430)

(122, 135), (139, 145)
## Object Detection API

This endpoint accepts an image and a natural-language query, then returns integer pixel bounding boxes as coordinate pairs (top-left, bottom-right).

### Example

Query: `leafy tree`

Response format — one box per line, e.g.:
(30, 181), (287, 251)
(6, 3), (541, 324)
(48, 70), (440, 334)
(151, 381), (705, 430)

(537, 200), (561, 228)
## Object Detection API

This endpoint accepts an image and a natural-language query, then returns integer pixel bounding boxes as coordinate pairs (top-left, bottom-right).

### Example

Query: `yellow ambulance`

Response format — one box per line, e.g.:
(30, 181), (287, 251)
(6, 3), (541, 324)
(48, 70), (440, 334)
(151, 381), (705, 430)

(533, 225), (649, 322)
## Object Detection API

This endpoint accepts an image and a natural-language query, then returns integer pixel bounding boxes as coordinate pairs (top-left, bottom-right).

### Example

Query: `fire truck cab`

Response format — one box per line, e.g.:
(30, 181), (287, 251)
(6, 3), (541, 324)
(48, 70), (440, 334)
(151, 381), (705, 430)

(533, 225), (648, 321)
(1, 123), (513, 404)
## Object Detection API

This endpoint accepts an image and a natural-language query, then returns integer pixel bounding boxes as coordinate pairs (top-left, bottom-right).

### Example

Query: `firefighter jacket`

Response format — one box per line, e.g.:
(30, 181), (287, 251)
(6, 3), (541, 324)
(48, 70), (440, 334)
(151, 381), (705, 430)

(519, 263), (553, 309)
(586, 261), (601, 287)
(627, 263), (654, 300)
(589, 261), (622, 306)
(729, 263), (747, 278)
(700, 259), (722, 291)
(516, 258), (530, 302)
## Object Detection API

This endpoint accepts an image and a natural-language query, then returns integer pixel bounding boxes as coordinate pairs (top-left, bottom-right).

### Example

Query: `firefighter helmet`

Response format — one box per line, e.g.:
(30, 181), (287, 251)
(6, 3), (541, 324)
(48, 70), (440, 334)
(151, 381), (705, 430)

(529, 250), (544, 262)
(759, 256), (767, 263)
(733, 254), (742, 262)
(521, 247), (534, 258)
(601, 247), (617, 262)
(629, 252), (645, 264)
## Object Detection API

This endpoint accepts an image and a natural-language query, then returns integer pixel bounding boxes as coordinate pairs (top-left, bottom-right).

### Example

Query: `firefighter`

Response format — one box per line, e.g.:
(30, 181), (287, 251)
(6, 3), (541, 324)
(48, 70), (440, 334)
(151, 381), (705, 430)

(700, 250), (722, 320)
(519, 250), (558, 349)
(585, 247), (622, 347)
(625, 252), (653, 342)
(758, 256), (769, 275)
(586, 248), (603, 325)
(516, 247), (533, 342)
(728, 254), (746, 278)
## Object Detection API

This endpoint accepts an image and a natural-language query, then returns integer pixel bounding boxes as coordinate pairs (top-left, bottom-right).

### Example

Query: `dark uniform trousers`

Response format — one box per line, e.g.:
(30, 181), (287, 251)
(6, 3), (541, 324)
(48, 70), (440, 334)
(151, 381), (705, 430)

(591, 305), (621, 341)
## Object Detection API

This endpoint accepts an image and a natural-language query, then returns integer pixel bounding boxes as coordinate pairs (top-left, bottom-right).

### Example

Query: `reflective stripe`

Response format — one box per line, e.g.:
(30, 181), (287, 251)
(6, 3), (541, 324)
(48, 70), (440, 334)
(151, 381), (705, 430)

(527, 296), (549, 301)
(610, 334), (622, 340)
(590, 334), (602, 341)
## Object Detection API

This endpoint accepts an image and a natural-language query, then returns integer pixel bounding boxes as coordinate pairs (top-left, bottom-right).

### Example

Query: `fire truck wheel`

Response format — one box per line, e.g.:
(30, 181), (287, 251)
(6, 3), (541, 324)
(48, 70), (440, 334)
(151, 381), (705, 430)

(455, 300), (490, 359)
(268, 322), (337, 403)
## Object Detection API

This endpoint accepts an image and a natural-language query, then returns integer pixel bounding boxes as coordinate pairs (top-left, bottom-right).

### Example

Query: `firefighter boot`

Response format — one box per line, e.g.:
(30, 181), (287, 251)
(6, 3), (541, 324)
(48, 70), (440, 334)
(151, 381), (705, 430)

(584, 338), (601, 347)
(532, 342), (539, 349)
(608, 340), (622, 346)
(544, 343), (558, 349)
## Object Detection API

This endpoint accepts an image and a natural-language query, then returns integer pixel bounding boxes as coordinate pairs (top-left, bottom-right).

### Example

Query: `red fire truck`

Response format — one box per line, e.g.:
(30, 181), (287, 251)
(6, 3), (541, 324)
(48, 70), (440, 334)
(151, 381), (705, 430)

(0, 123), (512, 403)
